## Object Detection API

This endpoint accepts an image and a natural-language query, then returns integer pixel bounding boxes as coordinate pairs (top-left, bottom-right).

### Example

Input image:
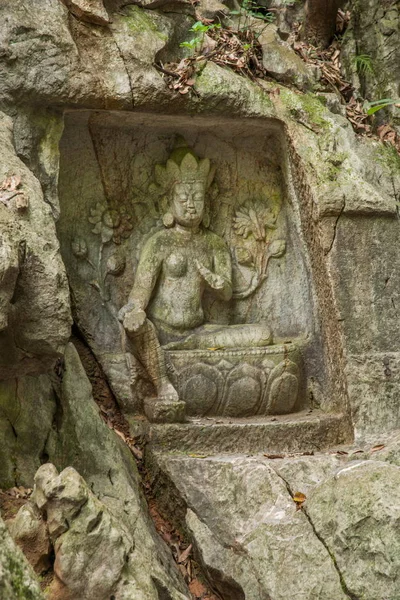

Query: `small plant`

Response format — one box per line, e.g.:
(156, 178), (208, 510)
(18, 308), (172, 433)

(363, 98), (399, 116)
(179, 21), (221, 54)
(352, 54), (374, 76)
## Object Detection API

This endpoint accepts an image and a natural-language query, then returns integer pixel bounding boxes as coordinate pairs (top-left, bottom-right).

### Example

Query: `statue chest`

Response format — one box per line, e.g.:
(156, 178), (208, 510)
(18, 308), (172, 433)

(164, 246), (212, 280)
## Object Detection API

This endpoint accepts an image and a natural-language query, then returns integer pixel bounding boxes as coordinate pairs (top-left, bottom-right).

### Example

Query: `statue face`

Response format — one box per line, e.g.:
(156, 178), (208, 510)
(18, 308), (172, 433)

(171, 182), (205, 228)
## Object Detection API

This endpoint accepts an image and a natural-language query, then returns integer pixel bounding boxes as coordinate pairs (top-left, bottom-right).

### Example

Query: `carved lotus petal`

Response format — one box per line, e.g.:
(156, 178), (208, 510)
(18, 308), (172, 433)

(155, 164), (168, 187)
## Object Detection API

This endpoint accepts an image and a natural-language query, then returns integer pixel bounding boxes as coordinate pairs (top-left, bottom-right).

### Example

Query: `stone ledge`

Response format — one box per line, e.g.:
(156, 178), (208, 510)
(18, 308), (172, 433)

(148, 410), (352, 454)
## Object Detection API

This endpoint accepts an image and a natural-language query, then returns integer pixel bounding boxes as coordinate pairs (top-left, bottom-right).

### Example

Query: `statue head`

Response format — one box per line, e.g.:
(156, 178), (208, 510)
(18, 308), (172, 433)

(155, 141), (213, 229)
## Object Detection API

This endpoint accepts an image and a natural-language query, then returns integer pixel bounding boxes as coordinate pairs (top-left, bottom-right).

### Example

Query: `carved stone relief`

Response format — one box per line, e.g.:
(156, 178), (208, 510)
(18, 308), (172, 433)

(57, 113), (321, 422)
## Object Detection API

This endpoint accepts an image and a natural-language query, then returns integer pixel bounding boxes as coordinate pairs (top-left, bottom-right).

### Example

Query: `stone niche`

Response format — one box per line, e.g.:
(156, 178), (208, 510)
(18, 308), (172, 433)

(58, 110), (351, 448)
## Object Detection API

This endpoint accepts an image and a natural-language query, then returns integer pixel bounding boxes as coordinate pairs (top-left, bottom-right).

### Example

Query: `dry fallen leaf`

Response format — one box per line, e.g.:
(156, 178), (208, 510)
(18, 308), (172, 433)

(293, 491), (306, 510)
(114, 429), (127, 443)
(178, 543), (193, 563)
(371, 444), (385, 453)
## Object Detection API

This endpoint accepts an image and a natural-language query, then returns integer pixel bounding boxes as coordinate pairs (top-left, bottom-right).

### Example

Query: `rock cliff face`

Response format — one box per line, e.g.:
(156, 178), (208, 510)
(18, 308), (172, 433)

(0, 0), (400, 598)
(341, 0), (400, 127)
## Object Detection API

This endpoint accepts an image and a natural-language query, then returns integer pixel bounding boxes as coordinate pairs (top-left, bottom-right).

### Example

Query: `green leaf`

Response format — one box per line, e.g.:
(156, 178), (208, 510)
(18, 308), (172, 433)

(367, 98), (395, 107)
(190, 21), (208, 32)
(364, 98), (398, 115)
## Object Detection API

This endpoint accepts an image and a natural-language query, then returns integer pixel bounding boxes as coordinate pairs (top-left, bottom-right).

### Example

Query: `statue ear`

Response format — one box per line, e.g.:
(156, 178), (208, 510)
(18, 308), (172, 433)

(202, 213), (210, 228)
(163, 212), (175, 228)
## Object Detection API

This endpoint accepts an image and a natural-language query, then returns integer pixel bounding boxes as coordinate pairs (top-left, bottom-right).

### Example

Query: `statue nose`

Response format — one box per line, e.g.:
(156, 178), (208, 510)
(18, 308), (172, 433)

(186, 199), (196, 213)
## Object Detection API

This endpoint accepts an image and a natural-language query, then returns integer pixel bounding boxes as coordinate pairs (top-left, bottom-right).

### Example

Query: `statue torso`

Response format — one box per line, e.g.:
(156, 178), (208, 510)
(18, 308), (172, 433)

(147, 227), (221, 332)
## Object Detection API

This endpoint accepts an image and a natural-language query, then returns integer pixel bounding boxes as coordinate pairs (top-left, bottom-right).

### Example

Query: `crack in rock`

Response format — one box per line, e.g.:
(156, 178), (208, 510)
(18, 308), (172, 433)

(271, 467), (359, 600)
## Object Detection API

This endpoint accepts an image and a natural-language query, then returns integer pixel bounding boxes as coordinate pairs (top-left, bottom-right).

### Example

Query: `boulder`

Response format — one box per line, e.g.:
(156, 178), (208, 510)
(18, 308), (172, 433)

(62, 0), (111, 25)
(32, 464), (132, 600)
(7, 503), (52, 575)
(0, 112), (71, 380)
(306, 460), (400, 600)
(152, 453), (348, 600)
(259, 24), (314, 88)
(0, 514), (43, 600)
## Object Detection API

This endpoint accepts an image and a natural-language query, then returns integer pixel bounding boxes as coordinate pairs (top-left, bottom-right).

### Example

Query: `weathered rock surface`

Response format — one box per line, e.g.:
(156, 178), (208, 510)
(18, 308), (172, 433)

(62, 0), (110, 25)
(44, 343), (189, 599)
(1, 0), (400, 596)
(259, 24), (314, 88)
(30, 463), (134, 600)
(151, 450), (400, 600)
(0, 514), (43, 600)
(151, 453), (349, 600)
(0, 112), (71, 379)
(7, 503), (52, 575)
(306, 460), (400, 600)
(0, 375), (56, 488)
(2, 343), (190, 599)
(341, 0), (400, 126)
(1, 0), (399, 437)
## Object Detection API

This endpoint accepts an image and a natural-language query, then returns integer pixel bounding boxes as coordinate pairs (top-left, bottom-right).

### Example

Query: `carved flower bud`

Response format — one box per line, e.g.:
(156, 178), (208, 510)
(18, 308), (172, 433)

(236, 247), (254, 267)
(103, 210), (120, 229)
(71, 237), (88, 259)
(106, 252), (126, 276)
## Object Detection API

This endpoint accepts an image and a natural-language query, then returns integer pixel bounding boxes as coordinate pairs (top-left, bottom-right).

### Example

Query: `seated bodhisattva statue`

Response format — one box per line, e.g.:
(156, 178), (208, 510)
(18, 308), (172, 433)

(119, 145), (272, 416)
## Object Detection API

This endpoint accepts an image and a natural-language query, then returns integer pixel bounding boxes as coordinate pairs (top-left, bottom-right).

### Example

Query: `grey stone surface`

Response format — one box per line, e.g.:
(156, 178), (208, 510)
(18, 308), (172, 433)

(259, 24), (314, 88)
(151, 449), (400, 600)
(0, 514), (43, 600)
(0, 375), (56, 489)
(306, 460), (400, 600)
(7, 503), (52, 575)
(57, 111), (328, 422)
(151, 453), (348, 600)
(44, 343), (189, 600)
(330, 215), (400, 437)
(62, 0), (111, 25)
(1, 342), (190, 599)
(1, 0), (400, 595)
(341, 0), (400, 126)
(148, 411), (351, 454)
(0, 112), (71, 379)
(1, 0), (398, 436)
(32, 464), (134, 600)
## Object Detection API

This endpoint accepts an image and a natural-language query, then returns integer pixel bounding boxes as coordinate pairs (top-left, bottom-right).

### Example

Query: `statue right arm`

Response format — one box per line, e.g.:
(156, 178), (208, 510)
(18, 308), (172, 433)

(119, 235), (163, 326)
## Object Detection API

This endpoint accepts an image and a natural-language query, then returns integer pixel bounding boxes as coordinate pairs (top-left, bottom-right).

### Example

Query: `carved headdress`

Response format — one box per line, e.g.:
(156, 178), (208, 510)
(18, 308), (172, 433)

(155, 139), (214, 188)
(154, 139), (215, 228)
